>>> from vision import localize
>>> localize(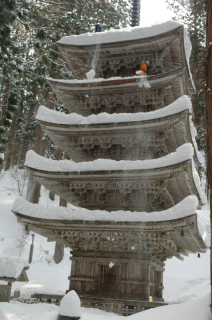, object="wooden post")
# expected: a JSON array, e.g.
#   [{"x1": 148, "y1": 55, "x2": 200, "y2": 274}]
[
  {"x1": 29, "y1": 234, "x2": 35, "y2": 264},
  {"x1": 53, "y1": 150, "x2": 67, "y2": 264}
]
